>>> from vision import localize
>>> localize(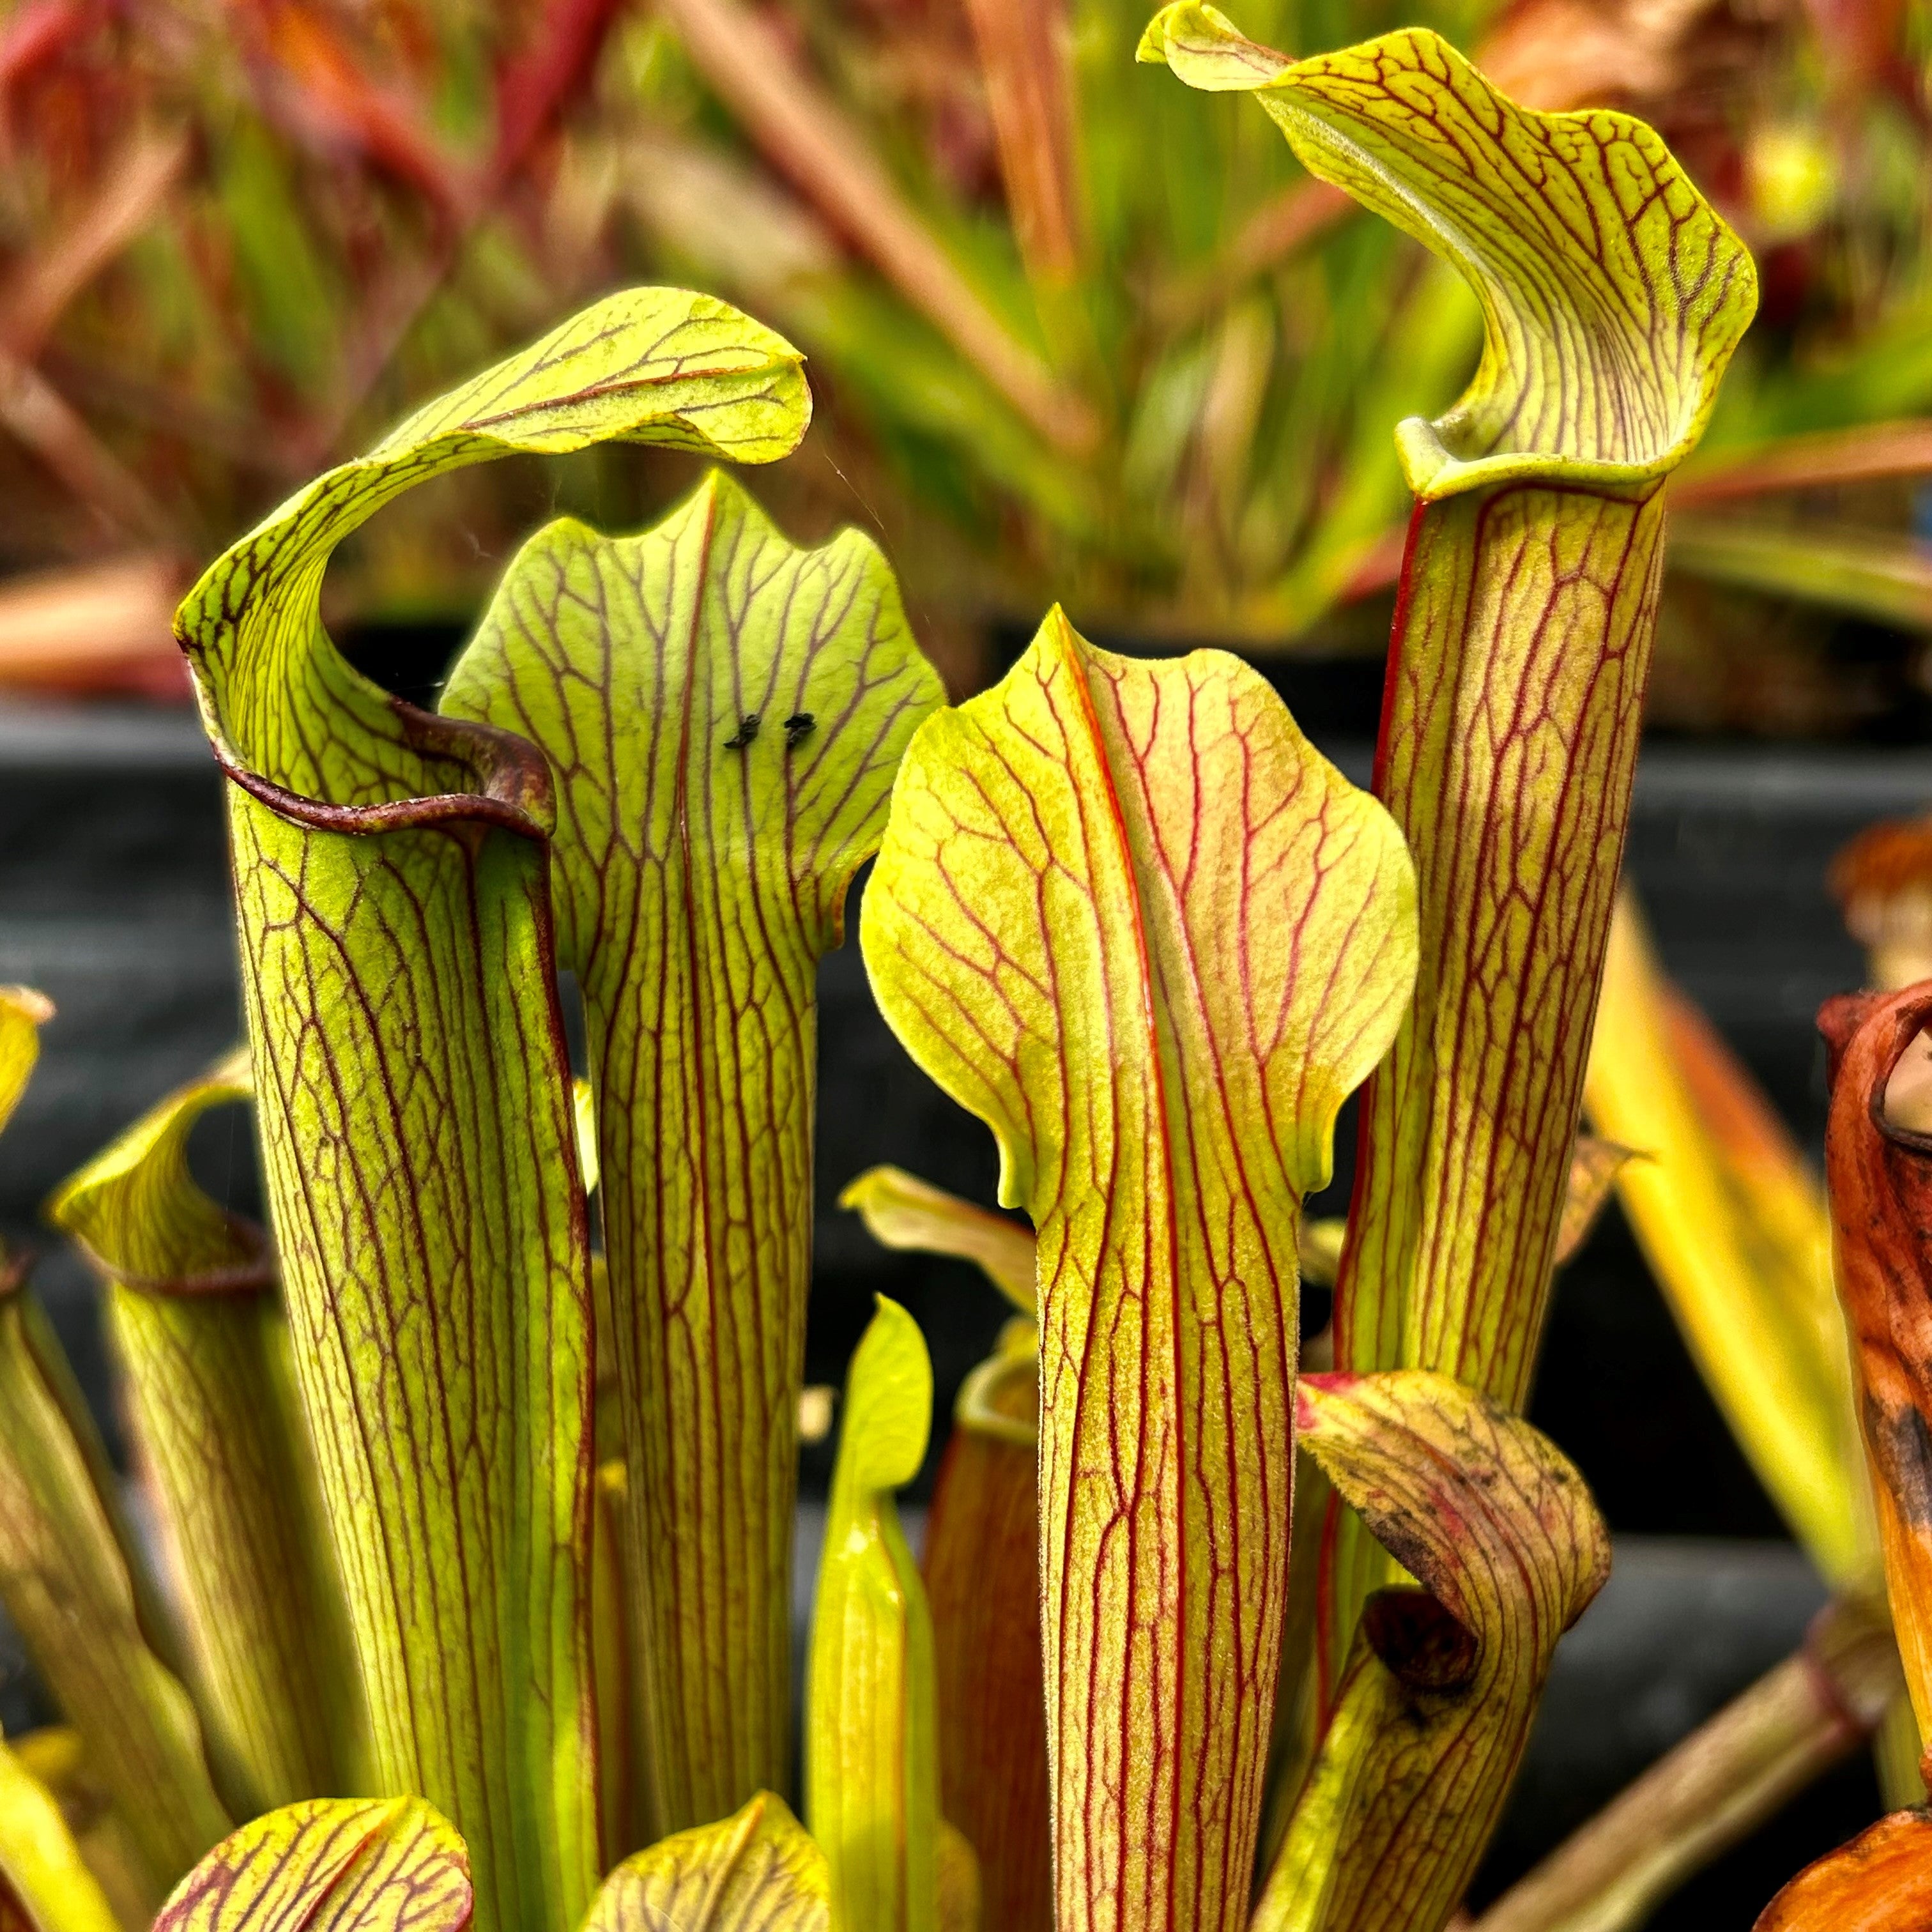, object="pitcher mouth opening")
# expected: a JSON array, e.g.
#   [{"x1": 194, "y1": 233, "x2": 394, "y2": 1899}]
[
  {"x1": 1395, "y1": 412, "x2": 1690, "y2": 505},
  {"x1": 206, "y1": 692, "x2": 556, "y2": 846}
]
